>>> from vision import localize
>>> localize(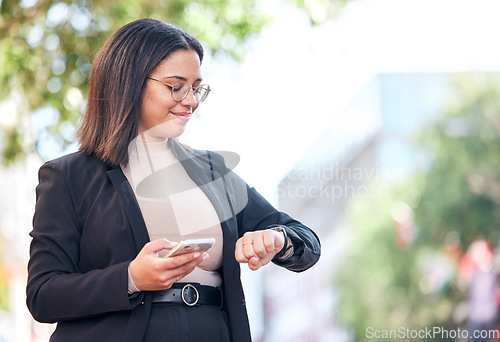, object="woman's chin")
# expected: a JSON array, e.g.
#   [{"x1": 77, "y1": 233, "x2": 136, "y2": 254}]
[{"x1": 142, "y1": 122, "x2": 187, "y2": 139}]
